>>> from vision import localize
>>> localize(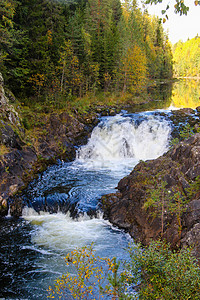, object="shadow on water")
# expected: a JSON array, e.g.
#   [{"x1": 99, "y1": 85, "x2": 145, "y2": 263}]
[
  {"x1": 147, "y1": 81, "x2": 173, "y2": 103},
  {"x1": 125, "y1": 81, "x2": 173, "y2": 113}
]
